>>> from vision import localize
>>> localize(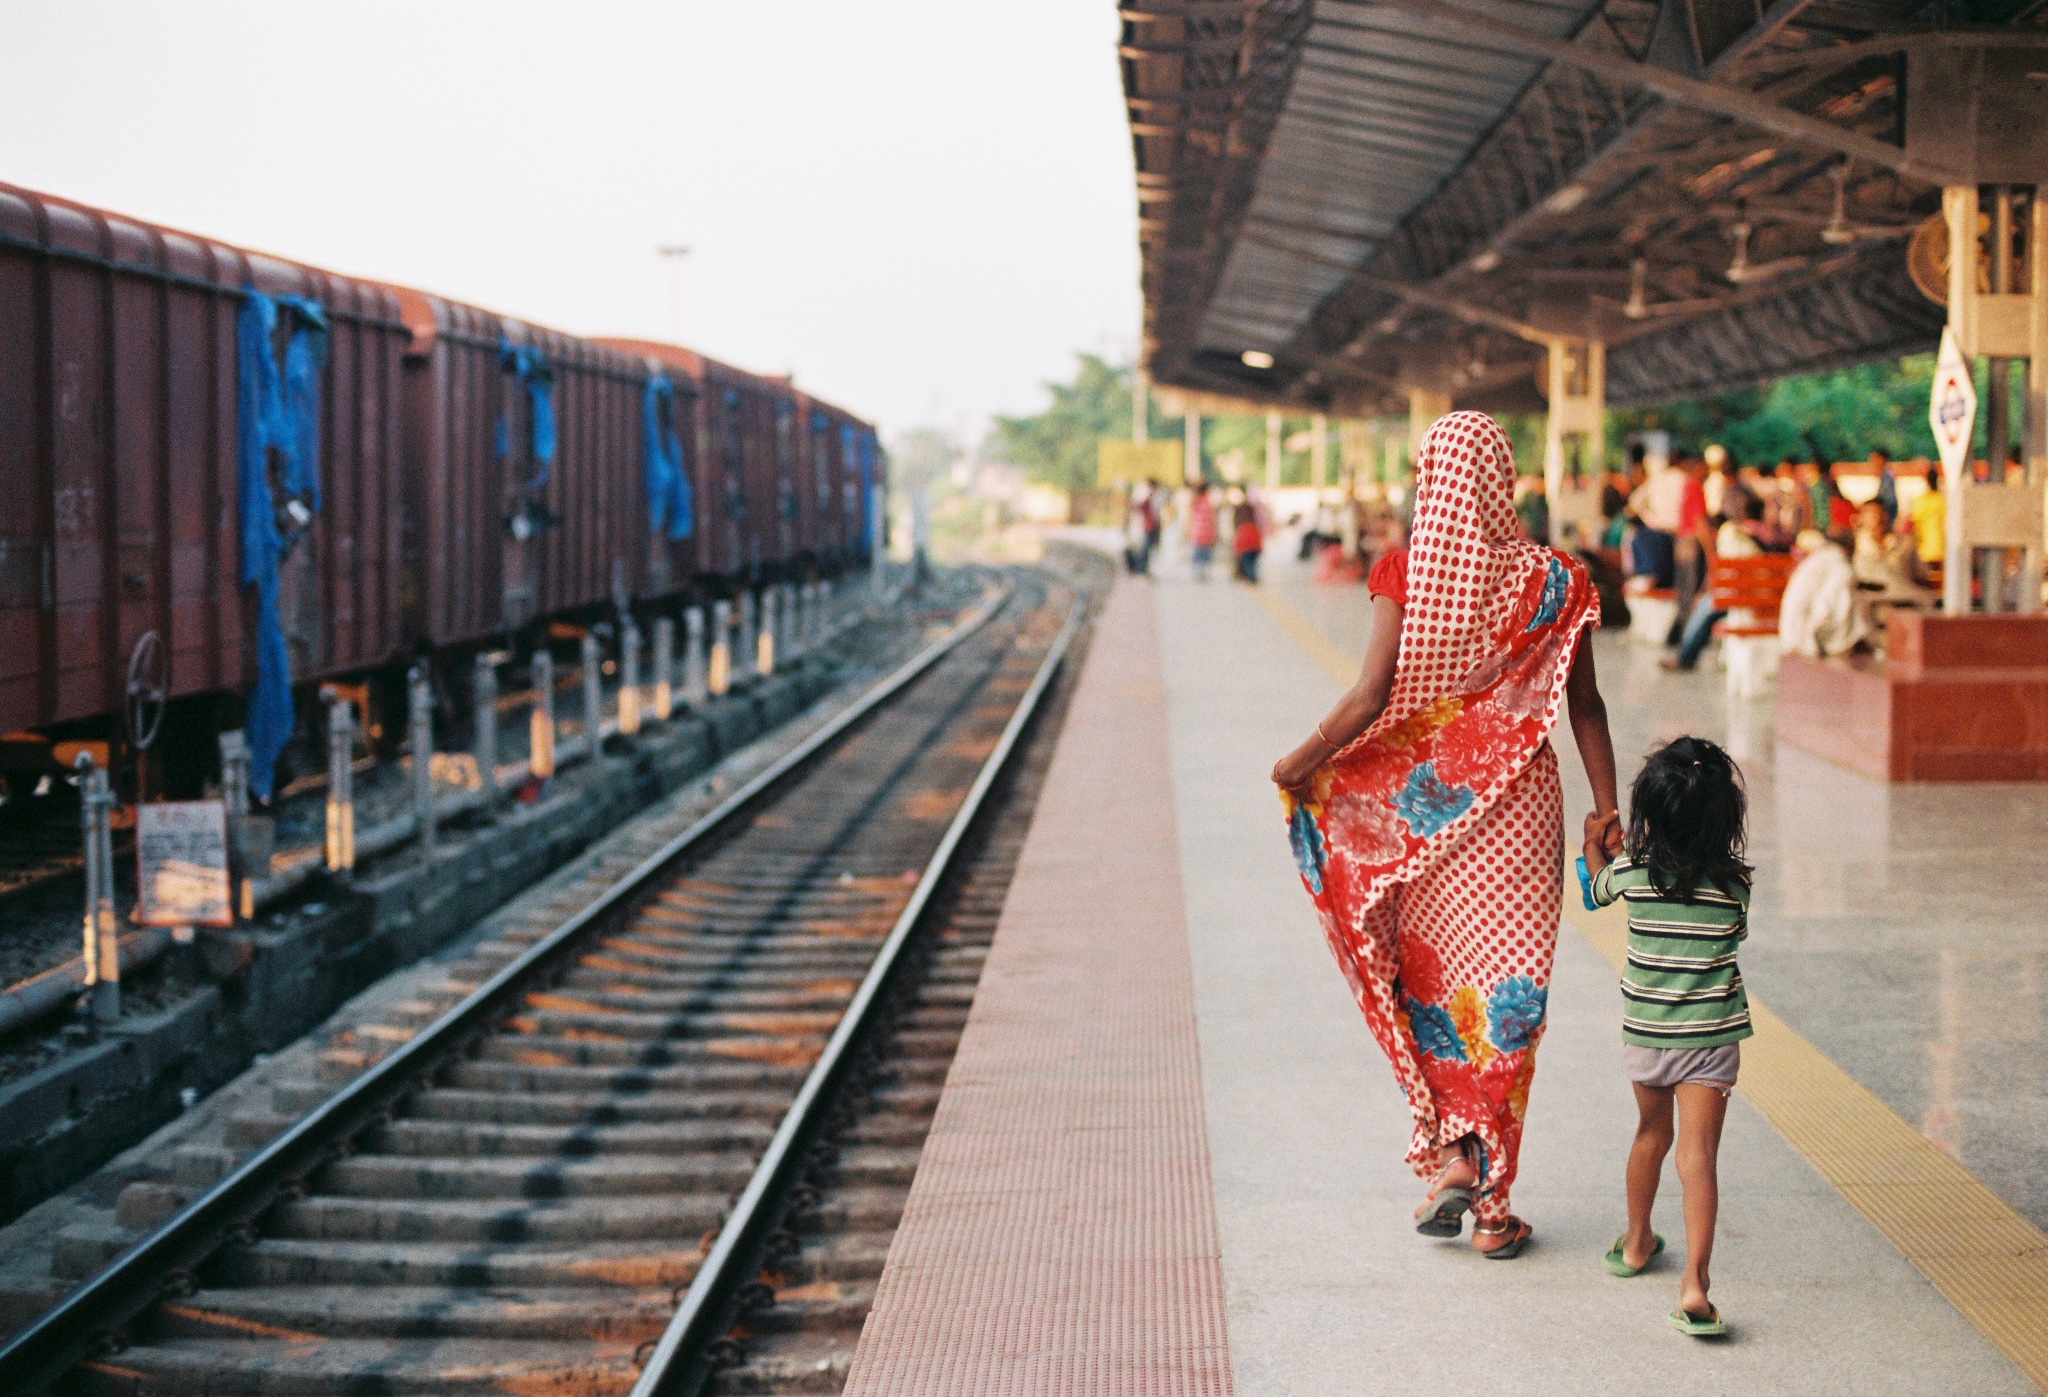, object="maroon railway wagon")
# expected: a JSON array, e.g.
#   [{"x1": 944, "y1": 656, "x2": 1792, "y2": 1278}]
[
  {"x1": 0, "y1": 181, "x2": 409, "y2": 793},
  {"x1": 798, "y1": 390, "x2": 866, "y2": 569},
  {"x1": 595, "y1": 340, "x2": 805, "y2": 579},
  {"x1": 391, "y1": 290, "x2": 695, "y2": 650},
  {"x1": 598, "y1": 339, "x2": 878, "y2": 578},
  {"x1": 0, "y1": 182, "x2": 884, "y2": 810}
]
